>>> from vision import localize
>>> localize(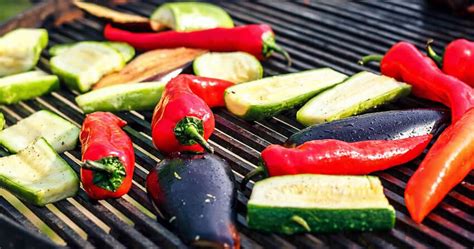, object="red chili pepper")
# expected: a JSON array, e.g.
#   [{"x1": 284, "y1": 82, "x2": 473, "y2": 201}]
[
  {"x1": 151, "y1": 75, "x2": 217, "y2": 154},
  {"x1": 359, "y1": 42, "x2": 474, "y2": 121},
  {"x1": 242, "y1": 135, "x2": 432, "y2": 188},
  {"x1": 184, "y1": 74, "x2": 234, "y2": 108},
  {"x1": 405, "y1": 108, "x2": 474, "y2": 223},
  {"x1": 80, "y1": 112, "x2": 135, "y2": 200},
  {"x1": 104, "y1": 24, "x2": 291, "y2": 65},
  {"x1": 427, "y1": 39, "x2": 474, "y2": 87}
]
